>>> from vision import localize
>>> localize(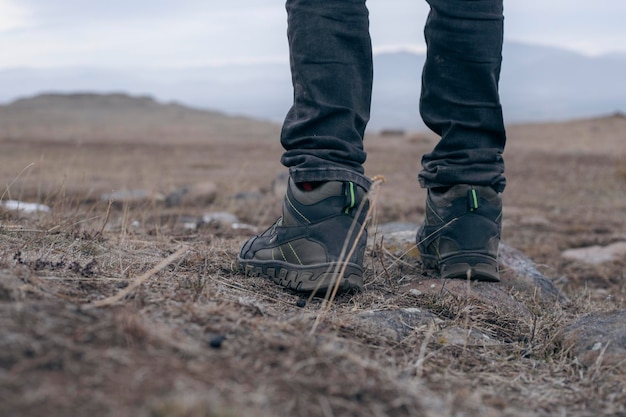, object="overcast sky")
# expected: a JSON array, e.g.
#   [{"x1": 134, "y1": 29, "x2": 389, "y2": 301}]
[{"x1": 1, "y1": 0, "x2": 625, "y2": 69}]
